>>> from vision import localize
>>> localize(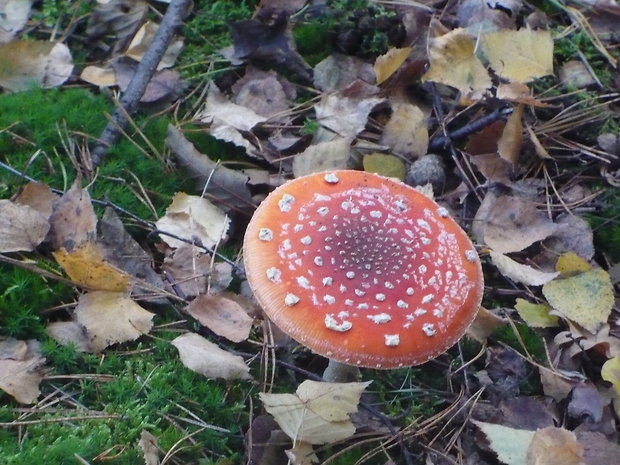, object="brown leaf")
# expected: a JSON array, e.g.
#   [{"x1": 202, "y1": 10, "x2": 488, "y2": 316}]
[
  {"x1": 75, "y1": 291, "x2": 154, "y2": 352},
  {"x1": 577, "y1": 431, "x2": 620, "y2": 465},
  {"x1": 86, "y1": 0, "x2": 147, "y2": 46},
  {"x1": 467, "y1": 307, "x2": 505, "y2": 343},
  {"x1": 112, "y1": 58, "x2": 181, "y2": 103},
  {"x1": 13, "y1": 181, "x2": 57, "y2": 217},
  {"x1": 231, "y1": 67, "x2": 295, "y2": 119},
  {"x1": 186, "y1": 294, "x2": 254, "y2": 343},
  {"x1": 171, "y1": 332, "x2": 252, "y2": 381},
  {"x1": 497, "y1": 104, "x2": 524, "y2": 166},
  {"x1": 379, "y1": 103, "x2": 428, "y2": 158},
  {"x1": 0, "y1": 200, "x2": 50, "y2": 252},
  {"x1": 49, "y1": 178, "x2": 97, "y2": 251},
  {"x1": 138, "y1": 430, "x2": 160, "y2": 465},
  {"x1": 0, "y1": 40, "x2": 73, "y2": 91},
  {"x1": 0, "y1": 338, "x2": 45, "y2": 404},
  {"x1": 313, "y1": 54, "x2": 375, "y2": 92},
  {"x1": 527, "y1": 427, "x2": 583, "y2": 465},
  {"x1": 125, "y1": 21, "x2": 183, "y2": 69}
]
